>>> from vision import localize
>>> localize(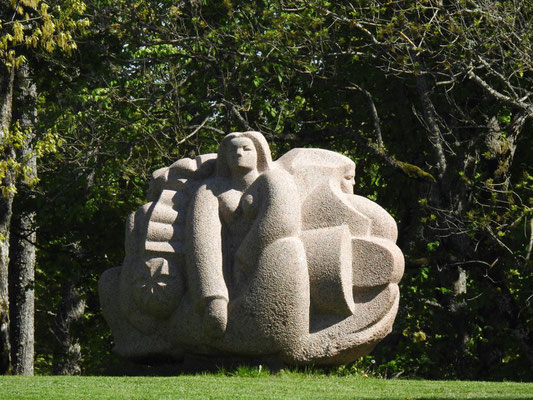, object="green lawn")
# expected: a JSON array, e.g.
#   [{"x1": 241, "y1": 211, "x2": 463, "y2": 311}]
[{"x1": 1, "y1": 375, "x2": 532, "y2": 400}]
